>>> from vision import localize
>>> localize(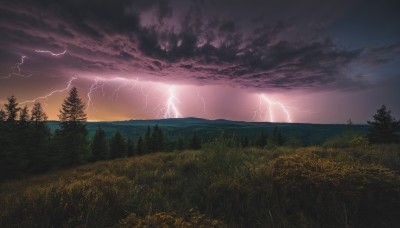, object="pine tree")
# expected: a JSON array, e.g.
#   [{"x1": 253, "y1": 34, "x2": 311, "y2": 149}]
[
  {"x1": 91, "y1": 127, "x2": 108, "y2": 161},
  {"x1": 190, "y1": 133, "x2": 201, "y2": 150},
  {"x1": 241, "y1": 136, "x2": 249, "y2": 148},
  {"x1": 367, "y1": 105, "x2": 400, "y2": 144},
  {"x1": 136, "y1": 136, "x2": 143, "y2": 155},
  {"x1": 19, "y1": 106, "x2": 29, "y2": 126},
  {"x1": 31, "y1": 102, "x2": 48, "y2": 124},
  {"x1": 27, "y1": 102, "x2": 51, "y2": 172},
  {"x1": 256, "y1": 130, "x2": 268, "y2": 148},
  {"x1": 0, "y1": 96, "x2": 25, "y2": 179},
  {"x1": 144, "y1": 126, "x2": 151, "y2": 153},
  {"x1": 0, "y1": 109, "x2": 6, "y2": 121},
  {"x1": 126, "y1": 138, "x2": 135, "y2": 157},
  {"x1": 56, "y1": 87, "x2": 88, "y2": 166},
  {"x1": 110, "y1": 131, "x2": 125, "y2": 159},
  {"x1": 175, "y1": 135, "x2": 185, "y2": 151},
  {"x1": 5, "y1": 95, "x2": 20, "y2": 122},
  {"x1": 151, "y1": 125, "x2": 164, "y2": 152}
]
